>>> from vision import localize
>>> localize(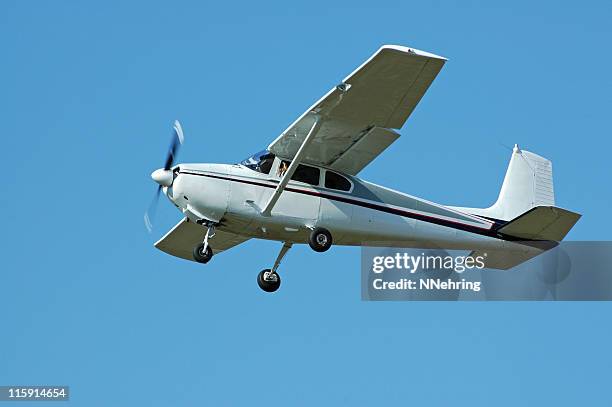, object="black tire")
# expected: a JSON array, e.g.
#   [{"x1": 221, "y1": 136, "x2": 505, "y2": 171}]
[
  {"x1": 193, "y1": 243, "x2": 213, "y2": 264},
  {"x1": 257, "y1": 269, "x2": 281, "y2": 292},
  {"x1": 308, "y1": 227, "x2": 332, "y2": 252}
]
